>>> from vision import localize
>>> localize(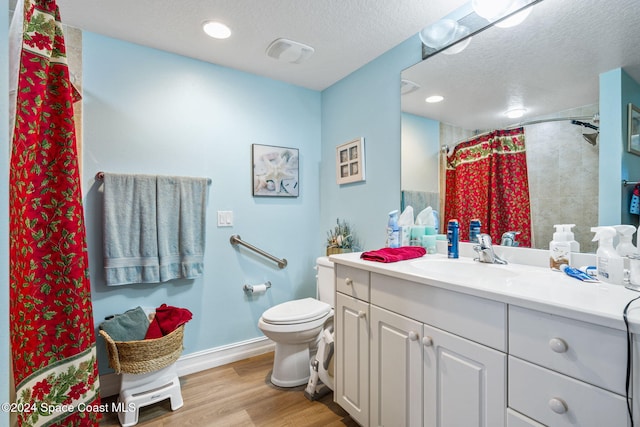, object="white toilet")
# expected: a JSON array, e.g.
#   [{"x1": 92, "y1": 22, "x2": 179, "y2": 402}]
[{"x1": 258, "y1": 257, "x2": 335, "y2": 388}]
